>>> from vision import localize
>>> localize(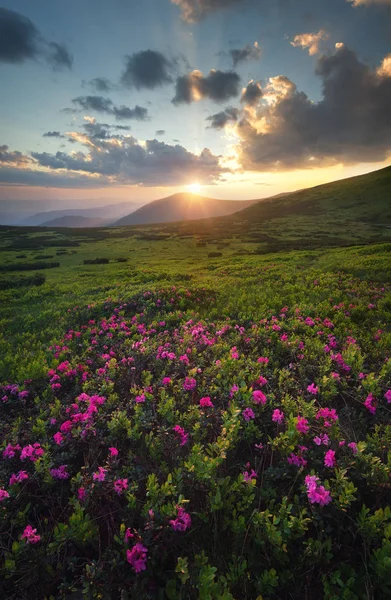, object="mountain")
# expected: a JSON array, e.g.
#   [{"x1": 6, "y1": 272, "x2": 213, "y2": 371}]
[
  {"x1": 41, "y1": 215, "x2": 109, "y2": 228},
  {"x1": 18, "y1": 202, "x2": 144, "y2": 227},
  {"x1": 112, "y1": 193, "x2": 260, "y2": 226}
]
